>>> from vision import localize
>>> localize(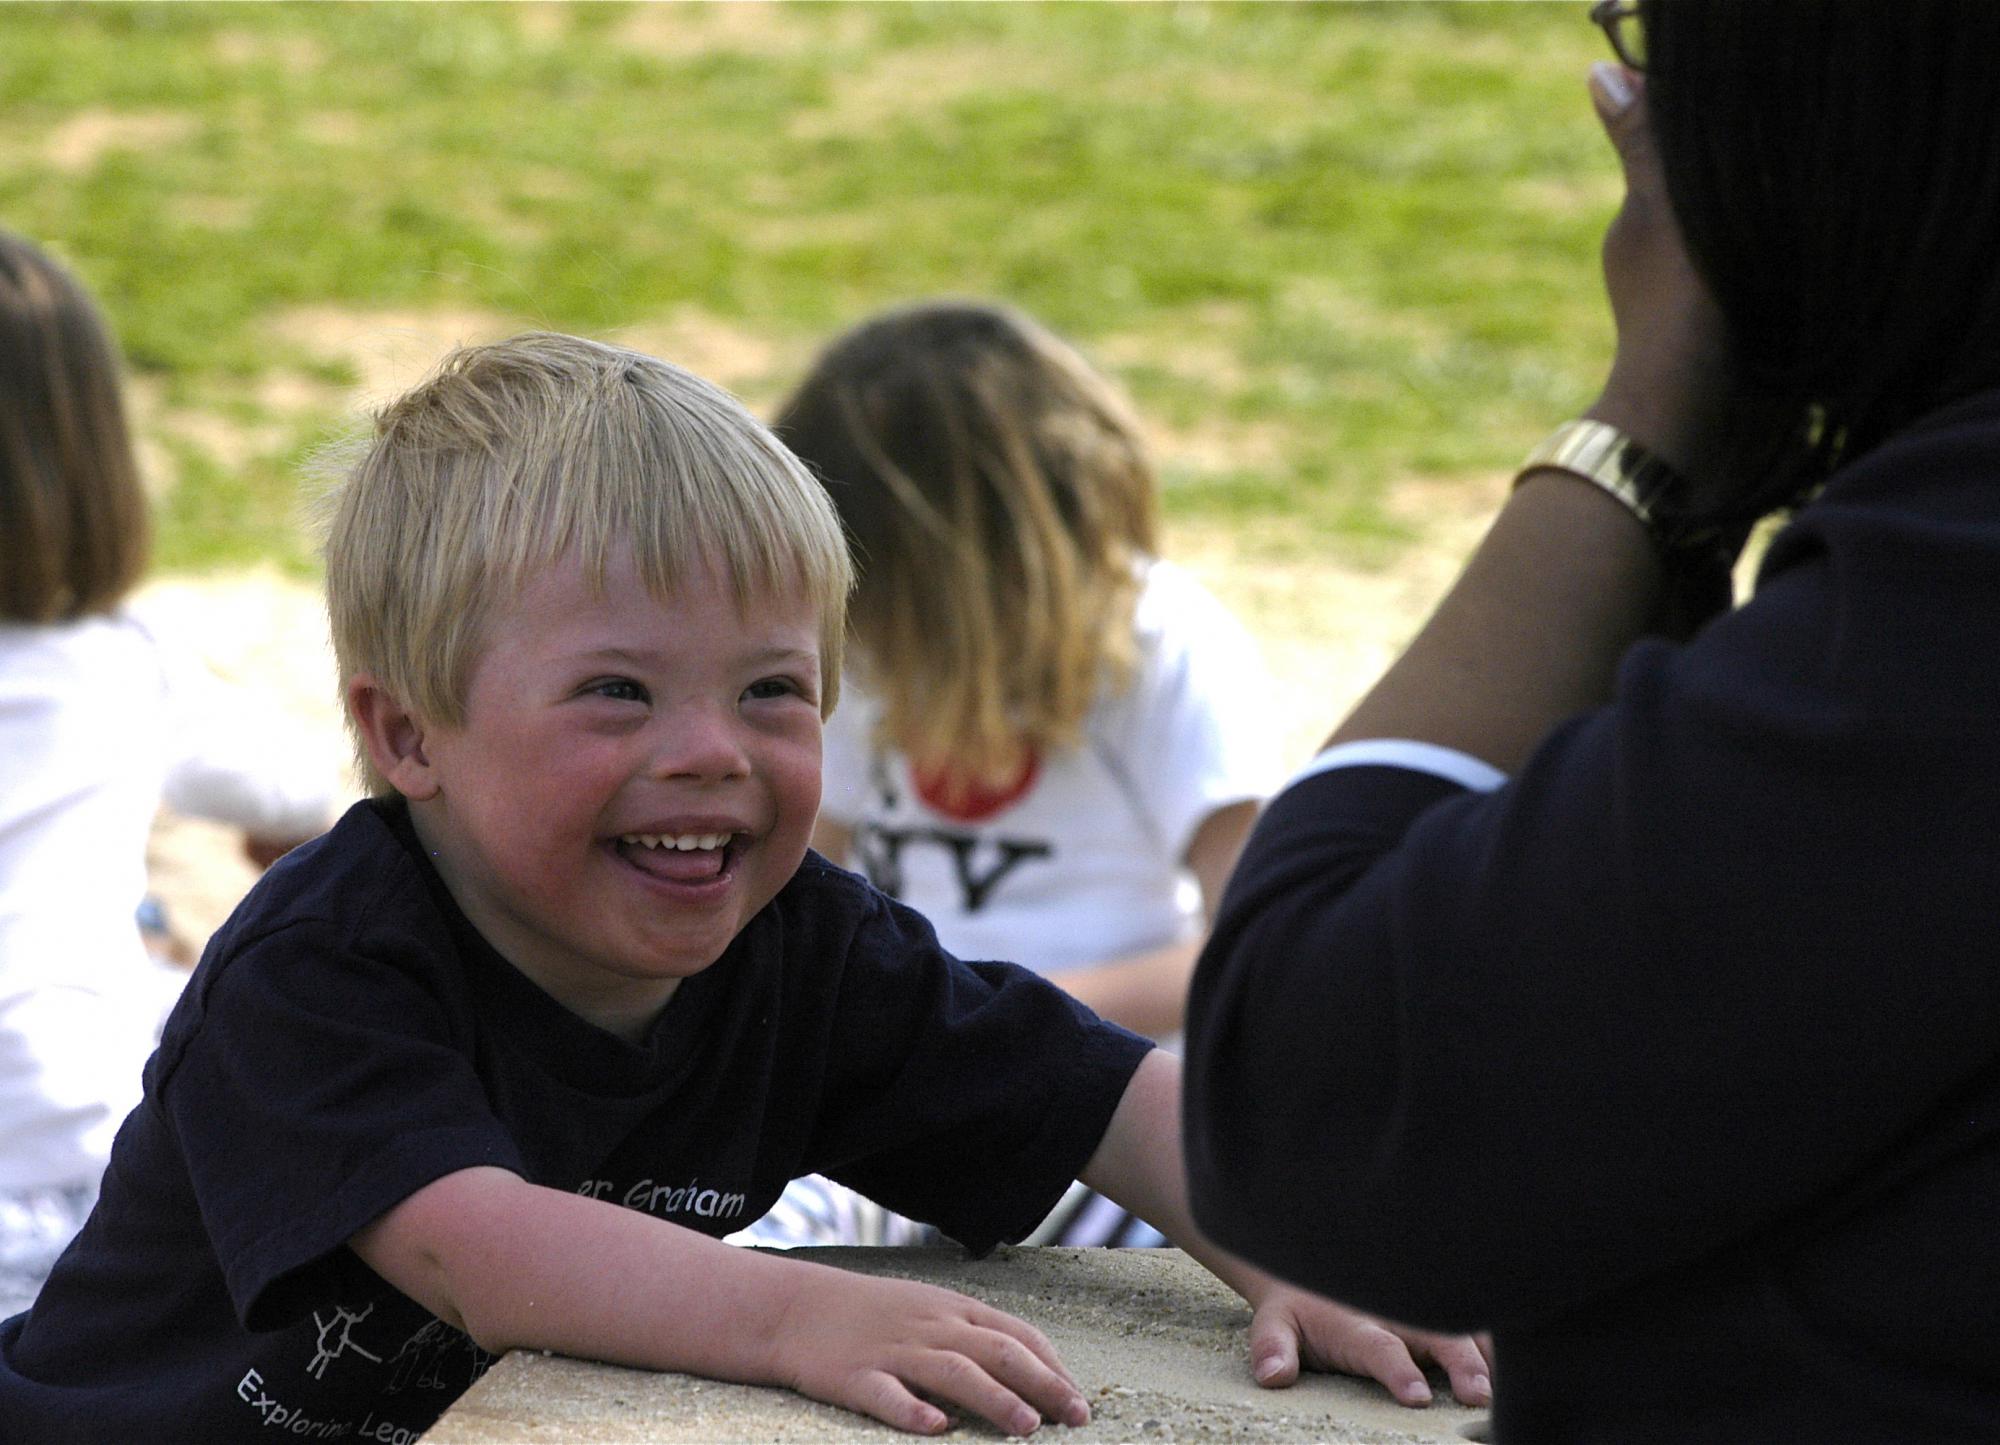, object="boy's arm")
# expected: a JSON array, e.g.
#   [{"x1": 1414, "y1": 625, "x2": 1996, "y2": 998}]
[
  {"x1": 1081, "y1": 1052, "x2": 1492, "y2": 1408},
  {"x1": 350, "y1": 1166, "x2": 1090, "y2": 1437}
]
